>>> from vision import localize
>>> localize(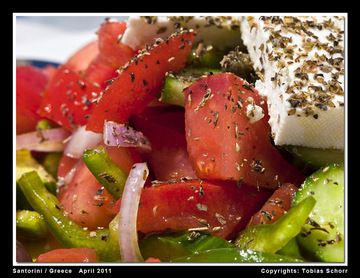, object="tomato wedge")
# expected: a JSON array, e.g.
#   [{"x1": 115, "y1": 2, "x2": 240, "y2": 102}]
[
  {"x1": 131, "y1": 107, "x2": 196, "y2": 181},
  {"x1": 84, "y1": 20, "x2": 135, "y2": 88},
  {"x1": 247, "y1": 183, "x2": 298, "y2": 226},
  {"x1": 86, "y1": 30, "x2": 195, "y2": 133},
  {"x1": 37, "y1": 248, "x2": 97, "y2": 263},
  {"x1": 65, "y1": 40, "x2": 99, "y2": 74},
  {"x1": 58, "y1": 146, "x2": 140, "y2": 230},
  {"x1": 58, "y1": 161, "x2": 116, "y2": 230},
  {"x1": 16, "y1": 66, "x2": 48, "y2": 134},
  {"x1": 84, "y1": 55, "x2": 118, "y2": 89},
  {"x1": 184, "y1": 73, "x2": 304, "y2": 189},
  {"x1": 136, "y1": 180, "x2": 271, "y2": 239},
  {"x1": 97, "y1": 20, "x2": 134, "y2": 67},
  {"x1": 39, "y1": 65, "x2": 102, "y2": 131}
]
